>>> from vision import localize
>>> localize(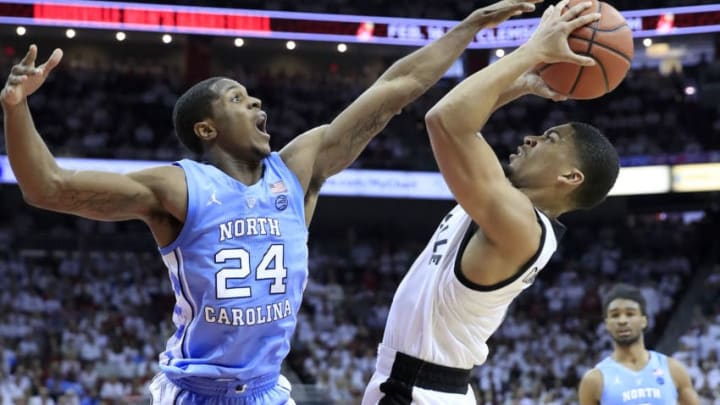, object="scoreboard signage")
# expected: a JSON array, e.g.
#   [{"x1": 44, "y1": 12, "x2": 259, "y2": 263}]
[{"x1": 0, "y1": 0, "x2": 718, "y2": 48}]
